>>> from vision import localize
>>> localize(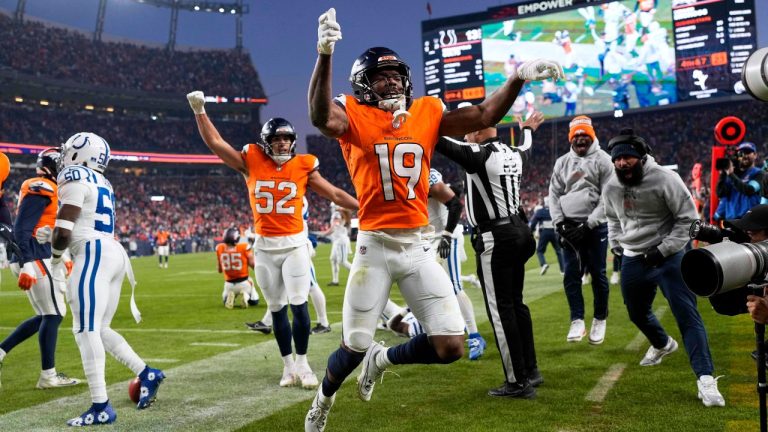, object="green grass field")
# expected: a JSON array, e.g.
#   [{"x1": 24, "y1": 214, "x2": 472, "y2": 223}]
[{"x1": 0, "y1": 241, "x2": 762, "y2": 431}]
